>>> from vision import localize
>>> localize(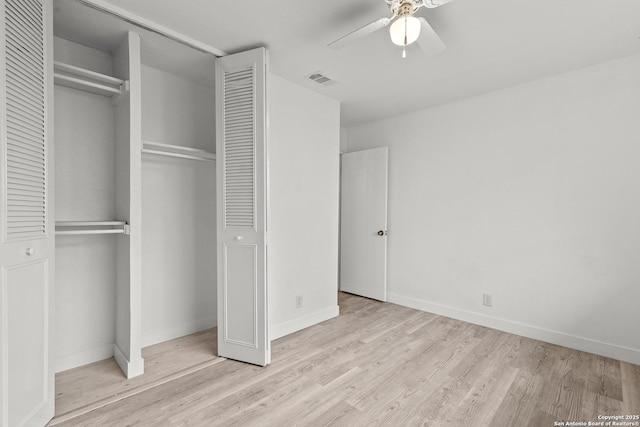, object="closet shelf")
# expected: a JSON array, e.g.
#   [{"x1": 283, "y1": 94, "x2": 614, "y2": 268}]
[
  {"x1": 142, "y1": 141, "x2": 216, "y2": 162},
  {"x1": 55, "y1": 220, "x2": 130, "y2": 236},
  {"x1": 54, "y1": 61, "x2": 128, "y2": 97}
]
